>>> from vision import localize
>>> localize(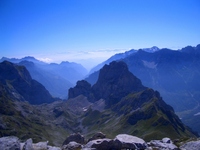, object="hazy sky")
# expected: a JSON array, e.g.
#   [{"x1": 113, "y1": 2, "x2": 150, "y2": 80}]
[{"x1": 1, "y1": 0, "x2": 200, "y2": 70}]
